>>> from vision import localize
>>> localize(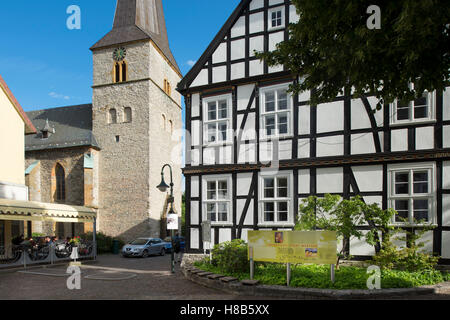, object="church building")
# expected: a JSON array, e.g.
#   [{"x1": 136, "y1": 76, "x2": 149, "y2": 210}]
[
  {"x1": 178, "y1": 0, "x2": 450, "y2": 264},
  {"x1": 24, "y1": 0, "x2": 182, "y2": 242}
]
